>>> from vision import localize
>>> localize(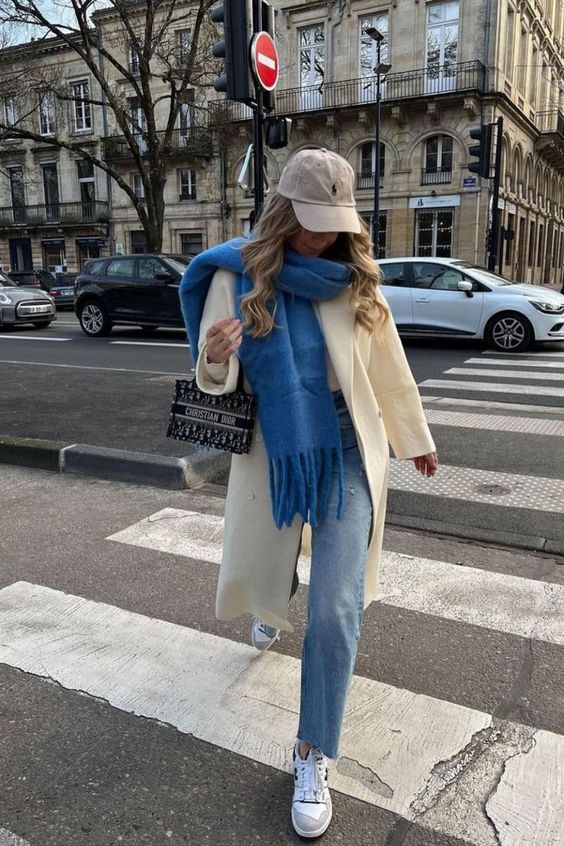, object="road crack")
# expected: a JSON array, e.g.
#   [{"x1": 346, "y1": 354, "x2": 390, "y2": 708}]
[{"x1": 336, "y1": 755, "x2": 394, "y2": 798}]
